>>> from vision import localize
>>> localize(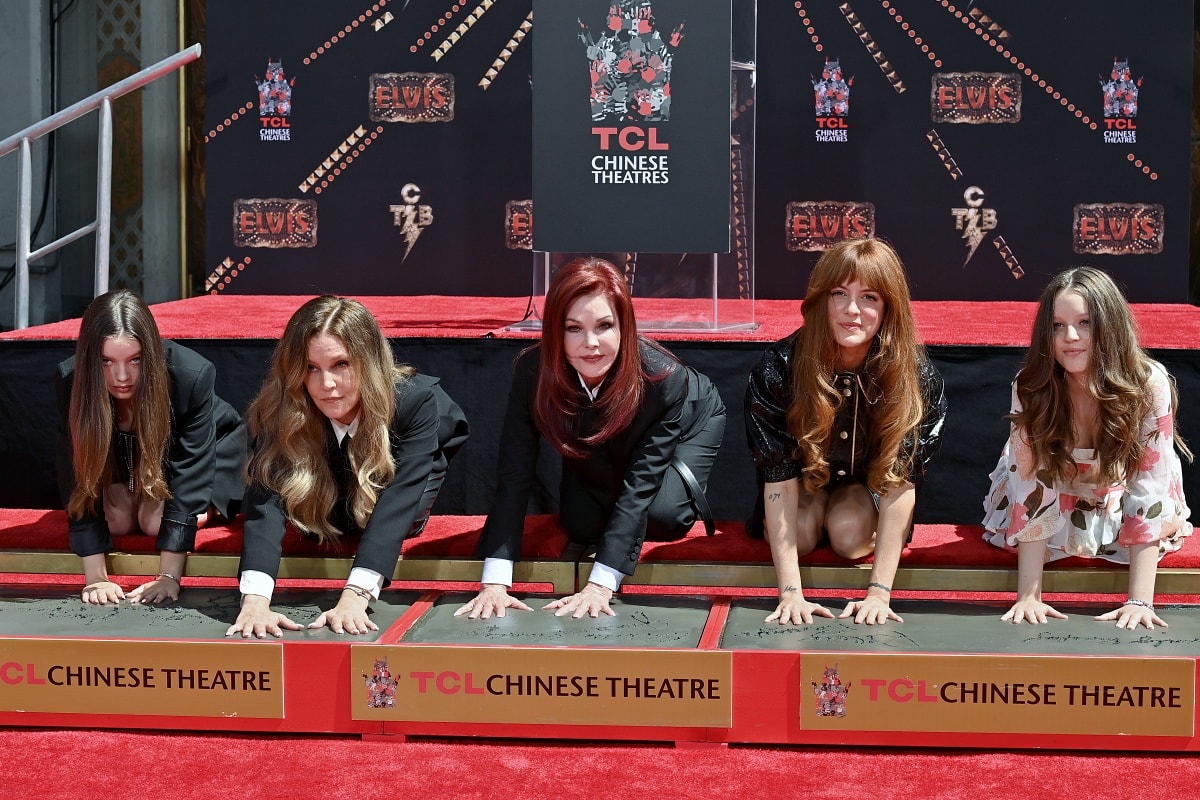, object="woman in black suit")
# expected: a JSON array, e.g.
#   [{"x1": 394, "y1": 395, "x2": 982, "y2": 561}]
[
  {"x1": 227, "y1": 296, "x2": 467, "y2": 639},
  {"x1": 56, "y1": 289, "x2": 244, "y2": 605},
  {"x1": 456, "y1": 257, "x2": 726, "y2": 620}
]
